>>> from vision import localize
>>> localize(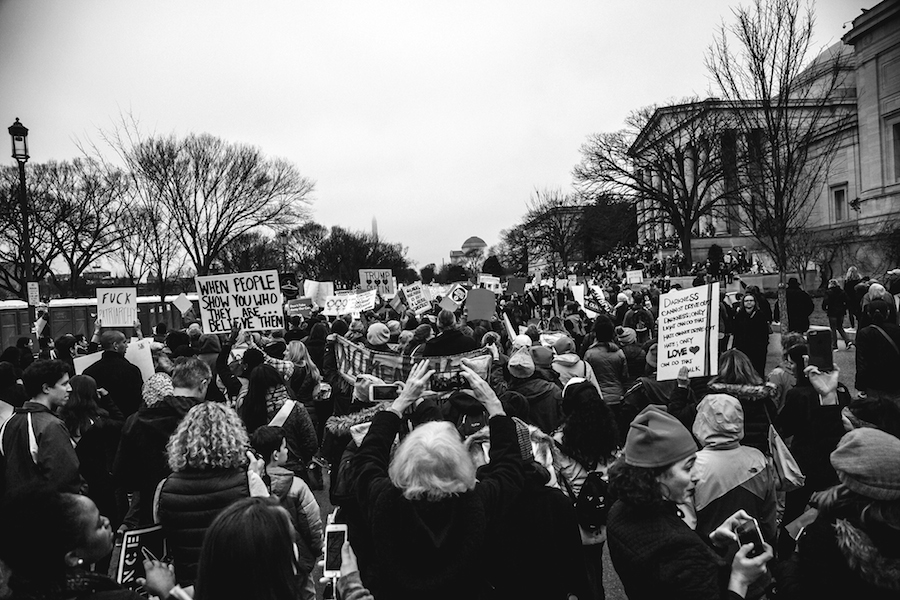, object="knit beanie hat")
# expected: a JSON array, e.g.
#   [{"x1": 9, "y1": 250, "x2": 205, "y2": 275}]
[
  {"x1": 625, "y1": 405, "x2": 698, "y2": 468},
  {"x1": 646, "y1": 343, "x2": 658, "y2": 370},
  {"x1": 552, "y1": 335, "x2": 576, "y2": 356},
  {"x1": 616, "y1": 326, "x2": 636, "y2": 346},
  {"x1": 529, "y1": 346, "x2": 554, "y2": 368},
  {"x1": 508, "y1": 349, "x2": 535, "y2": 379},
  {"x1": 367, "y1": 323, "x2": 391, "y2": 346},
  {"x1": 830, "y1": 428, "x2": 900, "y2": 501},
  {"x1": 142, "y1": 372, "x2": 174, "y2": 408},
  {"x1": 197, "y1": 334, "x2": 221, "y2": 355},
  {"x1": 331, "y1": 319, "x2": 349, "y2": 337},
  {"x1": 387, "y1": 320, "x2": 401, "y2": 336},
  {"x1": 512, "y1": 334, "x2": 533, "y2": 352}
]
